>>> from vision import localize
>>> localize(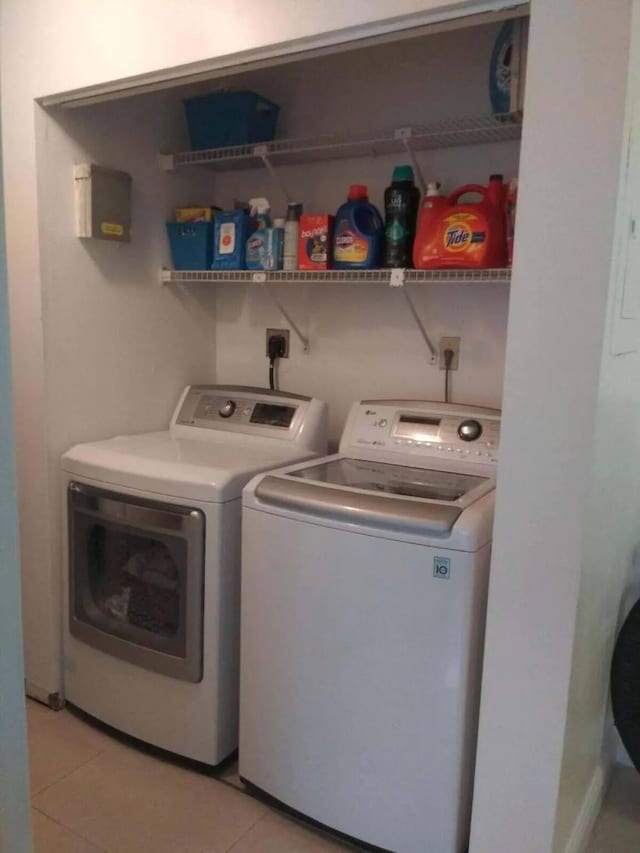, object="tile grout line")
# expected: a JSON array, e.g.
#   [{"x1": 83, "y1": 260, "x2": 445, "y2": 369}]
[
  {"x1": 32, "y1": 805, "x2": 107, "y2": 852},
  {"x1": 30, "y1": 744, "x2": 109, "y2": 799},
  {"x1": 222, "y1": 810, "x2": 270, "y2": 853}
]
